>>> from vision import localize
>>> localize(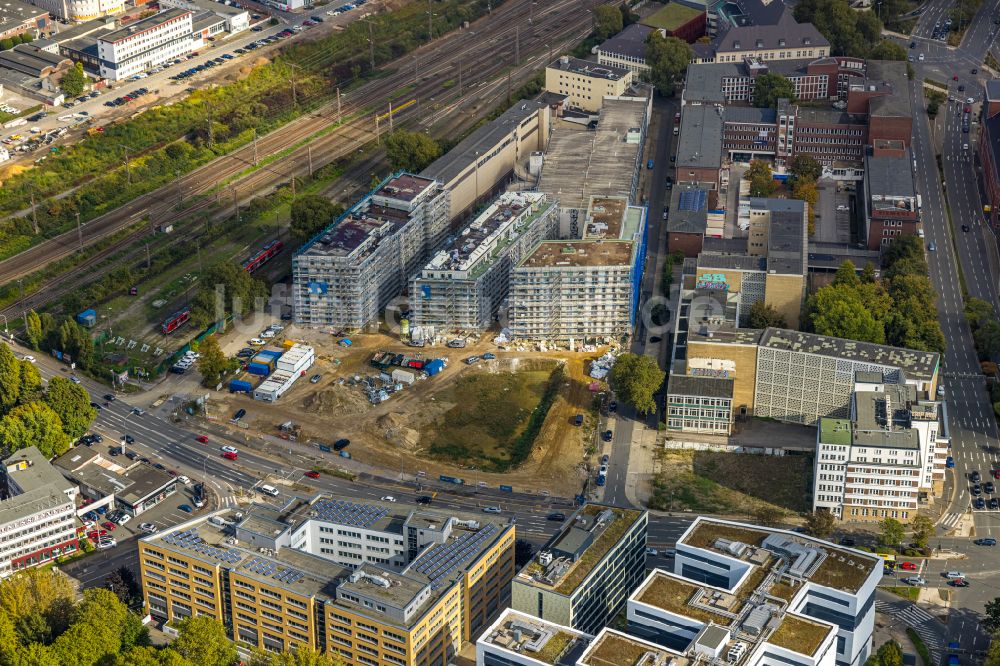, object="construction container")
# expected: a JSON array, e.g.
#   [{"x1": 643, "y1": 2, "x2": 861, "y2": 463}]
[
  {"x1": 424, "y1": 359, "x2": 444, "y2": 376},
  {"x1": 282, "y1": 339, "x2": 296, "y2": 350},
  {"x1": 276, "y1": 344, "x2": 314, "y2": 375},
  {"x1": 229, "y1": 379, "x2": 252, "y2": 393},
  {"x1": 253, "y1": 371, "x2": 297, "y2": 402},
  {"x1": 247, "y1": 362, "x2": 271, "y2": 377},
  {"x1": 392, "y1": 369, "x2": 415, "y2": 385},
  {"x1": 76, "y1": 309, "x2": 97, "y2": 327},
  {"x1": 254, "y1": 350, "x2": 282, "y2": 363}
]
